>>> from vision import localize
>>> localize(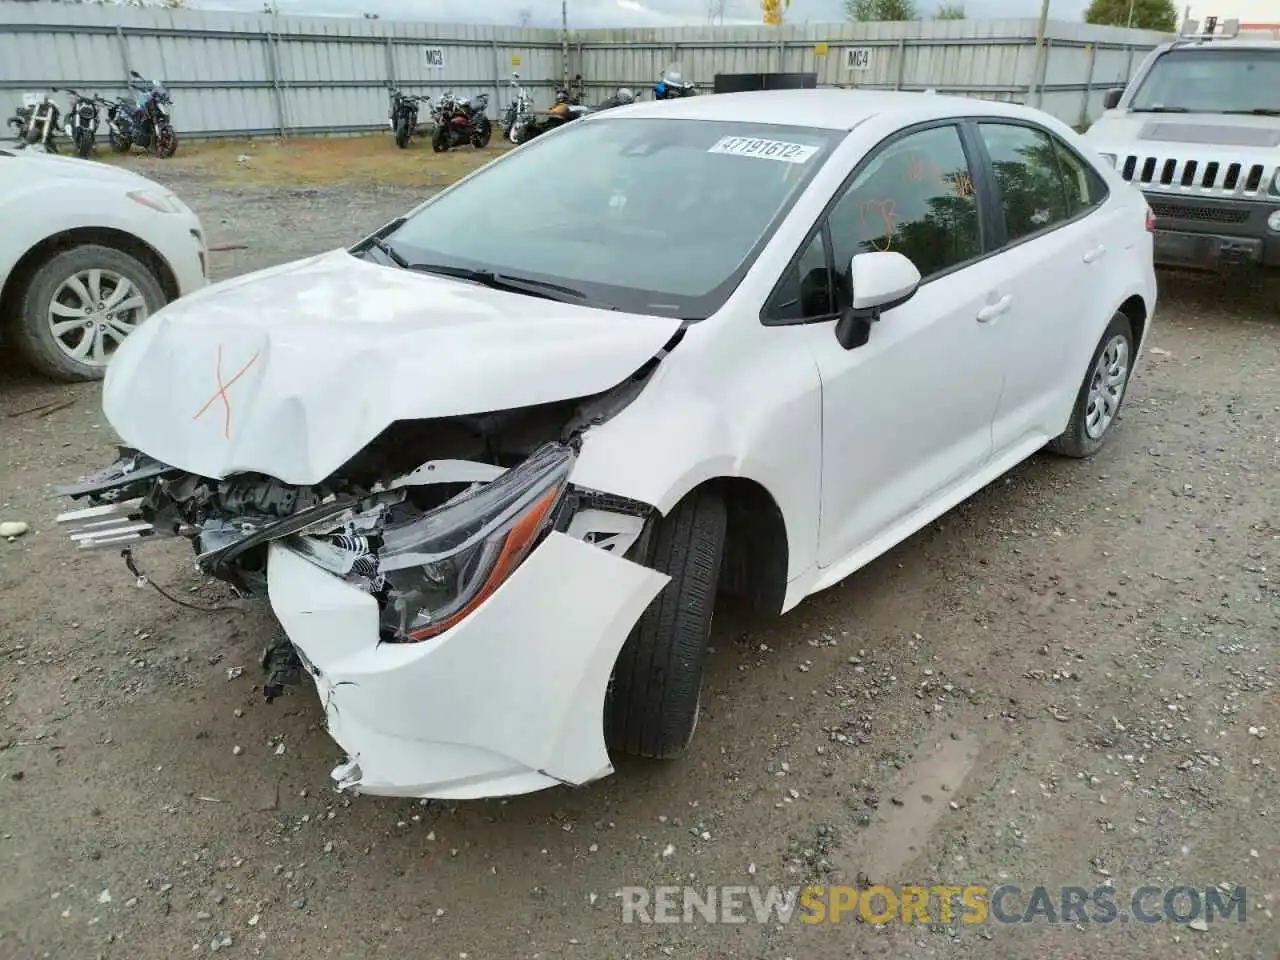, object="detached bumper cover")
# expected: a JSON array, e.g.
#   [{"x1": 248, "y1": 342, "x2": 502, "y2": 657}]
[{"x1": 267, "y1": 531, "x2": 669, "y2": 800}]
